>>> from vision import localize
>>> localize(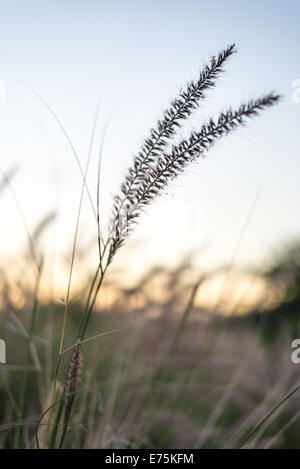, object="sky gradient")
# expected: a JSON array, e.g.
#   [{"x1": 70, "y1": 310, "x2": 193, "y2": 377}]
[{"x1": 0, "y1": 0, "x2": 299, "y2": 285}]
